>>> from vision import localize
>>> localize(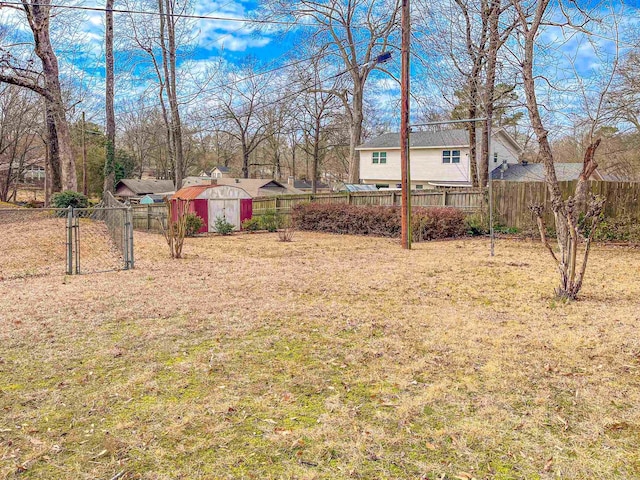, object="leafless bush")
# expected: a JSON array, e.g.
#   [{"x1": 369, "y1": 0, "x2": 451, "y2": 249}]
[
  {"x1": 160, "y1": 199, "x2": 189, "y2": 258},
  {"x1": 278, "y1": 217, "x2": 295, "y2": 242}
]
